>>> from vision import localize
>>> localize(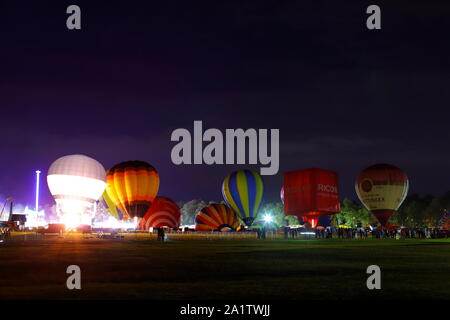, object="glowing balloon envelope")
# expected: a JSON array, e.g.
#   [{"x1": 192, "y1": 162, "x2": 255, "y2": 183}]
[
  {"x1": 195, "y1": 203, "x2": 240, "y2": 231},
  {"x1": 47, "y1": 154, "x2": 107, "y2": 225},
  {"x1": 139, "y1": 196, "x2": 180, "y2": 230},
  {"x1": 105, "y1": 161, "x2": 159, "y2": 219},
  {"x1": 355, "y1": 163, "x2": 409, "y2": 226},
  {"x1": 222, "y1": 169, "x2": 264, "y2": 226}
]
